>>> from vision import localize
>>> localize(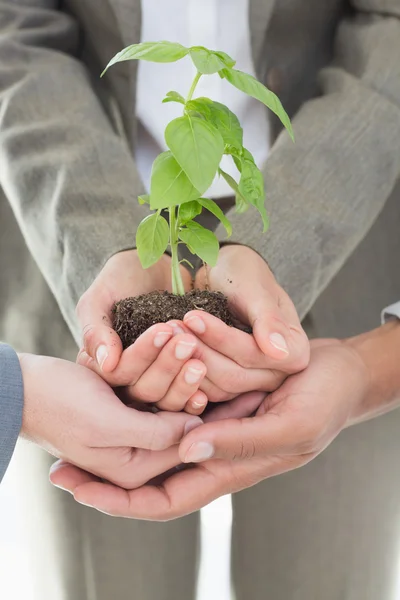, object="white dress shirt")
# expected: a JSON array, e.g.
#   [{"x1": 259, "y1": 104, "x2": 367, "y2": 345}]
[{"x1": 135, "y1": 0, "x2": 270, "y2": 198}]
